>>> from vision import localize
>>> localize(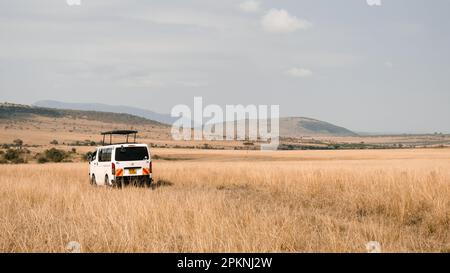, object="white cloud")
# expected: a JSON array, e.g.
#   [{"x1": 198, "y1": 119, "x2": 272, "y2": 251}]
[
  {"x1": 239, "y1": 0, "x2": 261, "y2": 13},
  {"x1": 286, "y1": 68, "x2": 313, "y2": 78},
  {"x1": 261, "y1": 9, "x2": 311, "y2": 33}
]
